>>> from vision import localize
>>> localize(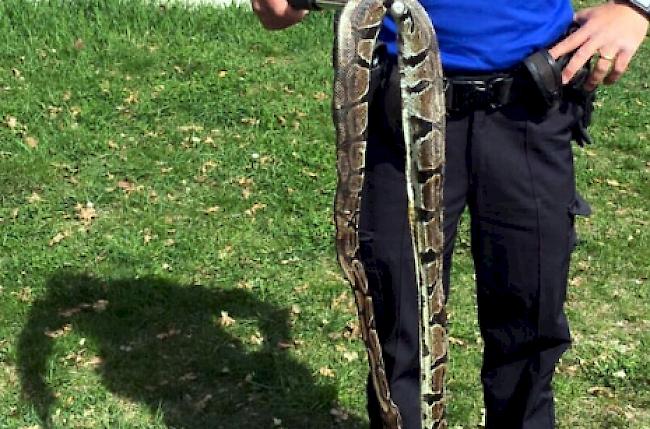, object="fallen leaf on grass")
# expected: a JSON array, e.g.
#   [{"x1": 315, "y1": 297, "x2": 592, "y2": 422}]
[
  {"x1": 12, "y1": 287, "x2": 33, "y2": 303},
  {"x1": 48, "y1": 105, "x2": 63, "y2": 118},
  {"x1": 204, "y1": 206, "x2": 220, "y2": 214},
  {"x1": 343, "y1": 351, "x2": 358, "y2": 362},
  {"x1": 4, "y1": 115, "x2": 18, "y2": 129},
  {"x1": 117, "y1": 180, "x2": 136, "y2": 193},
  {"x1": 237, "y1": 281, "x2": 253, "y2": 290},
  {"x1": 293, "y1": 283, "x2": 309, "y2": 294},
  {"x1": 217, "y1": 311, "x2": 236, "y2": 327},
  {"x1": 342, "y1": 321, "x2": 361, "y2": 339},
  {"x1": 49, "y1": 230, "x2": 71, "y2": 246},
  {"x1": 143, "y1": 229, "x2": 154, "y2": 245},
  {"x1": 218, "y1": 245, "x2": 233, "y2": 260},
  {"x1": 318, "y1": 366, "x2": 335, "y2": 378},
  {"x1": 330, "y1": 291, "x2": 352, "y2": 310},
  {"x1": 314, "y1": 91, "x2": 328, "y2": 101},
  {"x1": 200, "y1": 160, "x2": 217, "y2": 174},
  {"x1": 58, "y1": 299, "x2": 109, "y2": 318},
  {"x1": 569, "y1": 276, "x2": 584, "y2": 287},
  {"x1": 93, "y1": 299, "x2": 109, "y2": 312},
  {"x1": 448, "y1": 336, "x2": 466, "y2": 346},
  {"x1": 84, "y1": 356, "x2": 104, "y2": 368},
  {"x1": 75, "y1": 202, "x2": 97, "y2": 225},
  {"x1": 24, "y1": 136, "x2": 38, "y2": 148},
  {"x1": 587, "y1": 386, "x2": 614, "y2": 397},
  {"x1": 194, "y1": 393, "x2": 212, "y2": 411},
  {"x1": 237, "y1": 177, "x2": 254, "y2": 199},
  {"x1": 558, "y1": 363, "x2": 579, "y2": 376},
  {"x1": 123, "y1": 90, "x2": 139, "y2": 105},
  {"x1": 178, "y1": 124, "x2": 204, "y2": 132},
  {"x1": 302, "y1": 168, "x2": 318, "y2": 178},
  {"x1": 156, "y1": 328, "x2": 181, "y2": 340},
  {"x1": 26, "y1": 192, "x2": 42, "y2": 203},
  {"x1": 179, "y1": 372, "x2": 197, "y2": 382},
  {"x1": 44, "y1": 324, "x2": 72, "y2": 338},
  {"x1": 245, "y1": 203, "x2": 266, "y2": 216},
  {"x1": 241, "y1": 117, "x2": 259, "y2": 126},
  {"x1": 250, "y1": 333, "x2": 264, "y2": 345},
  {"x1": 276, "y1": 340, "x2": 298, "y2": 350}
]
